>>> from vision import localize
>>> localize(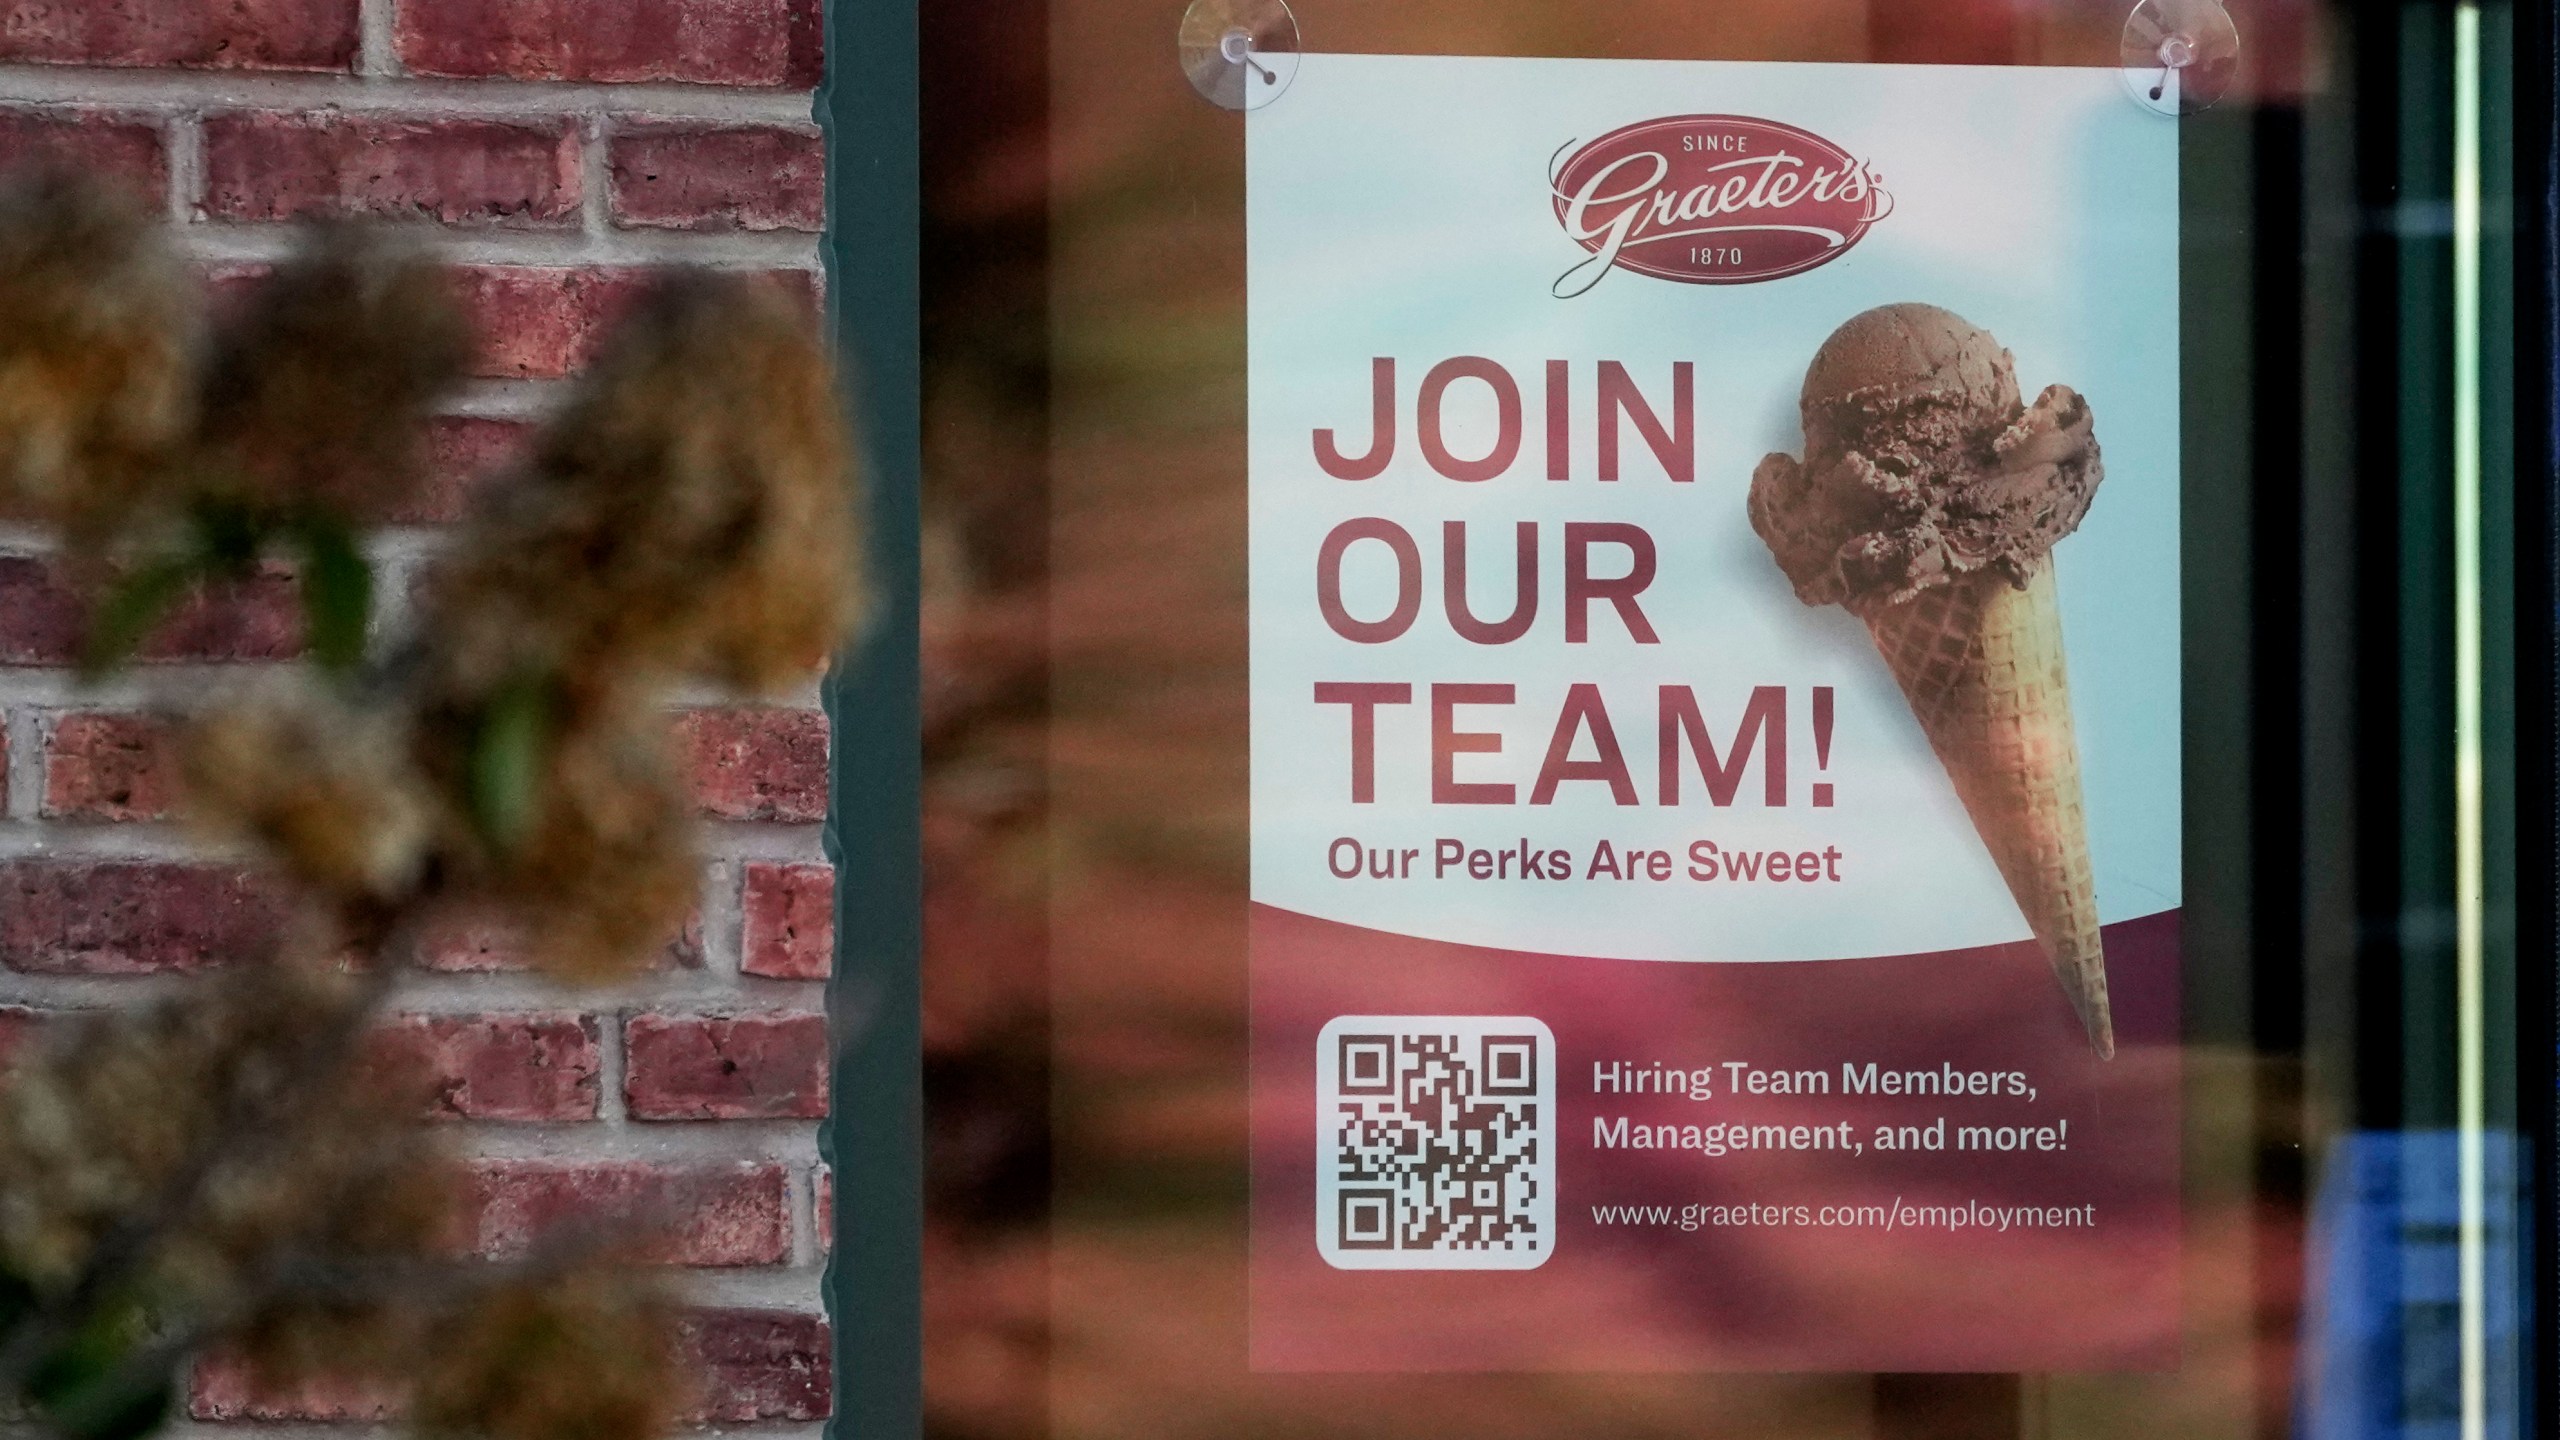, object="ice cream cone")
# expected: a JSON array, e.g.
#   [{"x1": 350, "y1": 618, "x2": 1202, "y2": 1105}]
[
  {"x1": 1862, "y1": 565, "x2": 2113, "y2": 1058},
  {"x1": 1750, "y1": 303, "x2": 2115, "y2": 1054}
]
